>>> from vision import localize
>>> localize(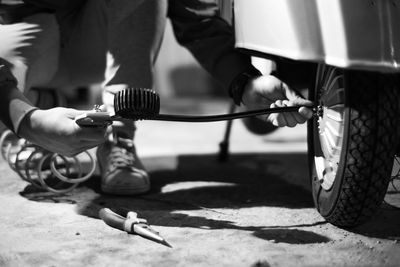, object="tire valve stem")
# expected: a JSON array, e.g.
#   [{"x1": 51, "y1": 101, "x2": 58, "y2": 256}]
[{"x1": 313, "y1": 105, "x2": 324, "y2": 117}]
